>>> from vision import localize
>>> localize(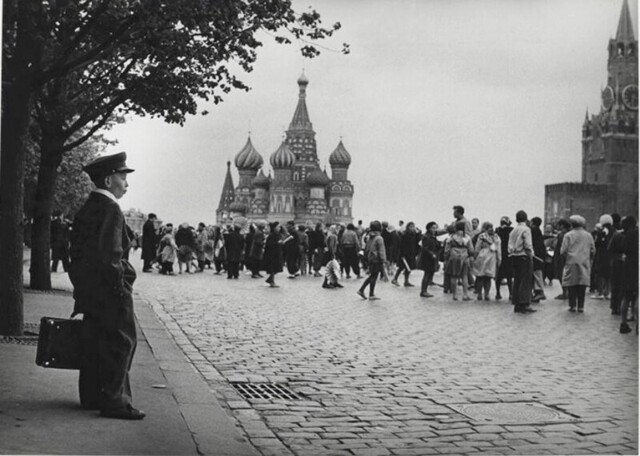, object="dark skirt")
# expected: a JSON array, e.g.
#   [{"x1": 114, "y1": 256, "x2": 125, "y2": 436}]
[
  {"x1": 263, "y1": 245, "x2": 283, "y2": 274},
  {"x1": 177, "y1": 245, "x2": 194, "y2": 263}
]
